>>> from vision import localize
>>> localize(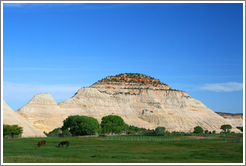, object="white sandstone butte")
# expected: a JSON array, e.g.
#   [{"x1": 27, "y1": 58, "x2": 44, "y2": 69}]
[
  {"x1": 14, "y1": 73, "x2": 242, "y2": 134},
  {"x1": 16, "y1": 93, "x2": 67, "y2": 133},
  {"x1": 3, "y1": 100, "x2": 46, "y2": 137}
]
